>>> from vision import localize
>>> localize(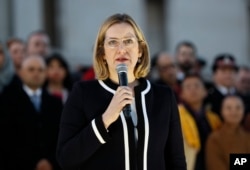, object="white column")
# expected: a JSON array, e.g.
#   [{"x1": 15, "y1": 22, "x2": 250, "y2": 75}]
[
  {"x1": 0, "y1": 0, "x2": 10, "y2": 42},
  {"x1": 12, "y1": 0, "x2": 43, "y2": 40}
]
